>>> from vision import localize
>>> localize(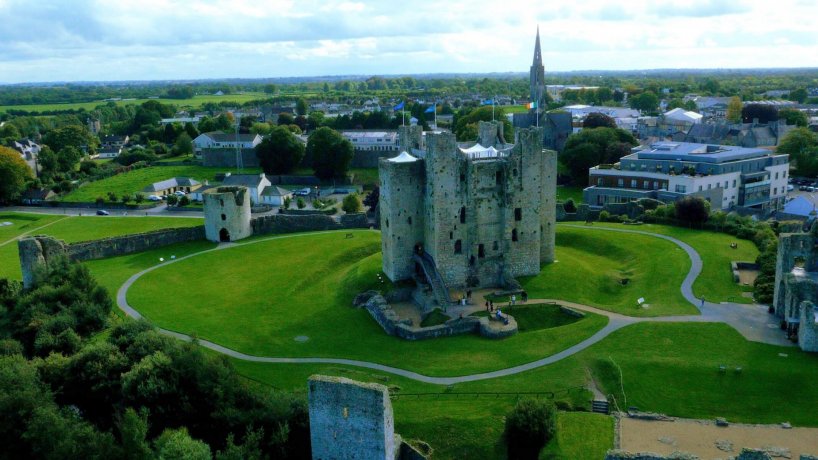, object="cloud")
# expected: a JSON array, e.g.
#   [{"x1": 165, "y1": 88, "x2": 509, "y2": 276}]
[{"x1": 0, "y1": 0, "x2": 817, "y2": 83}]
